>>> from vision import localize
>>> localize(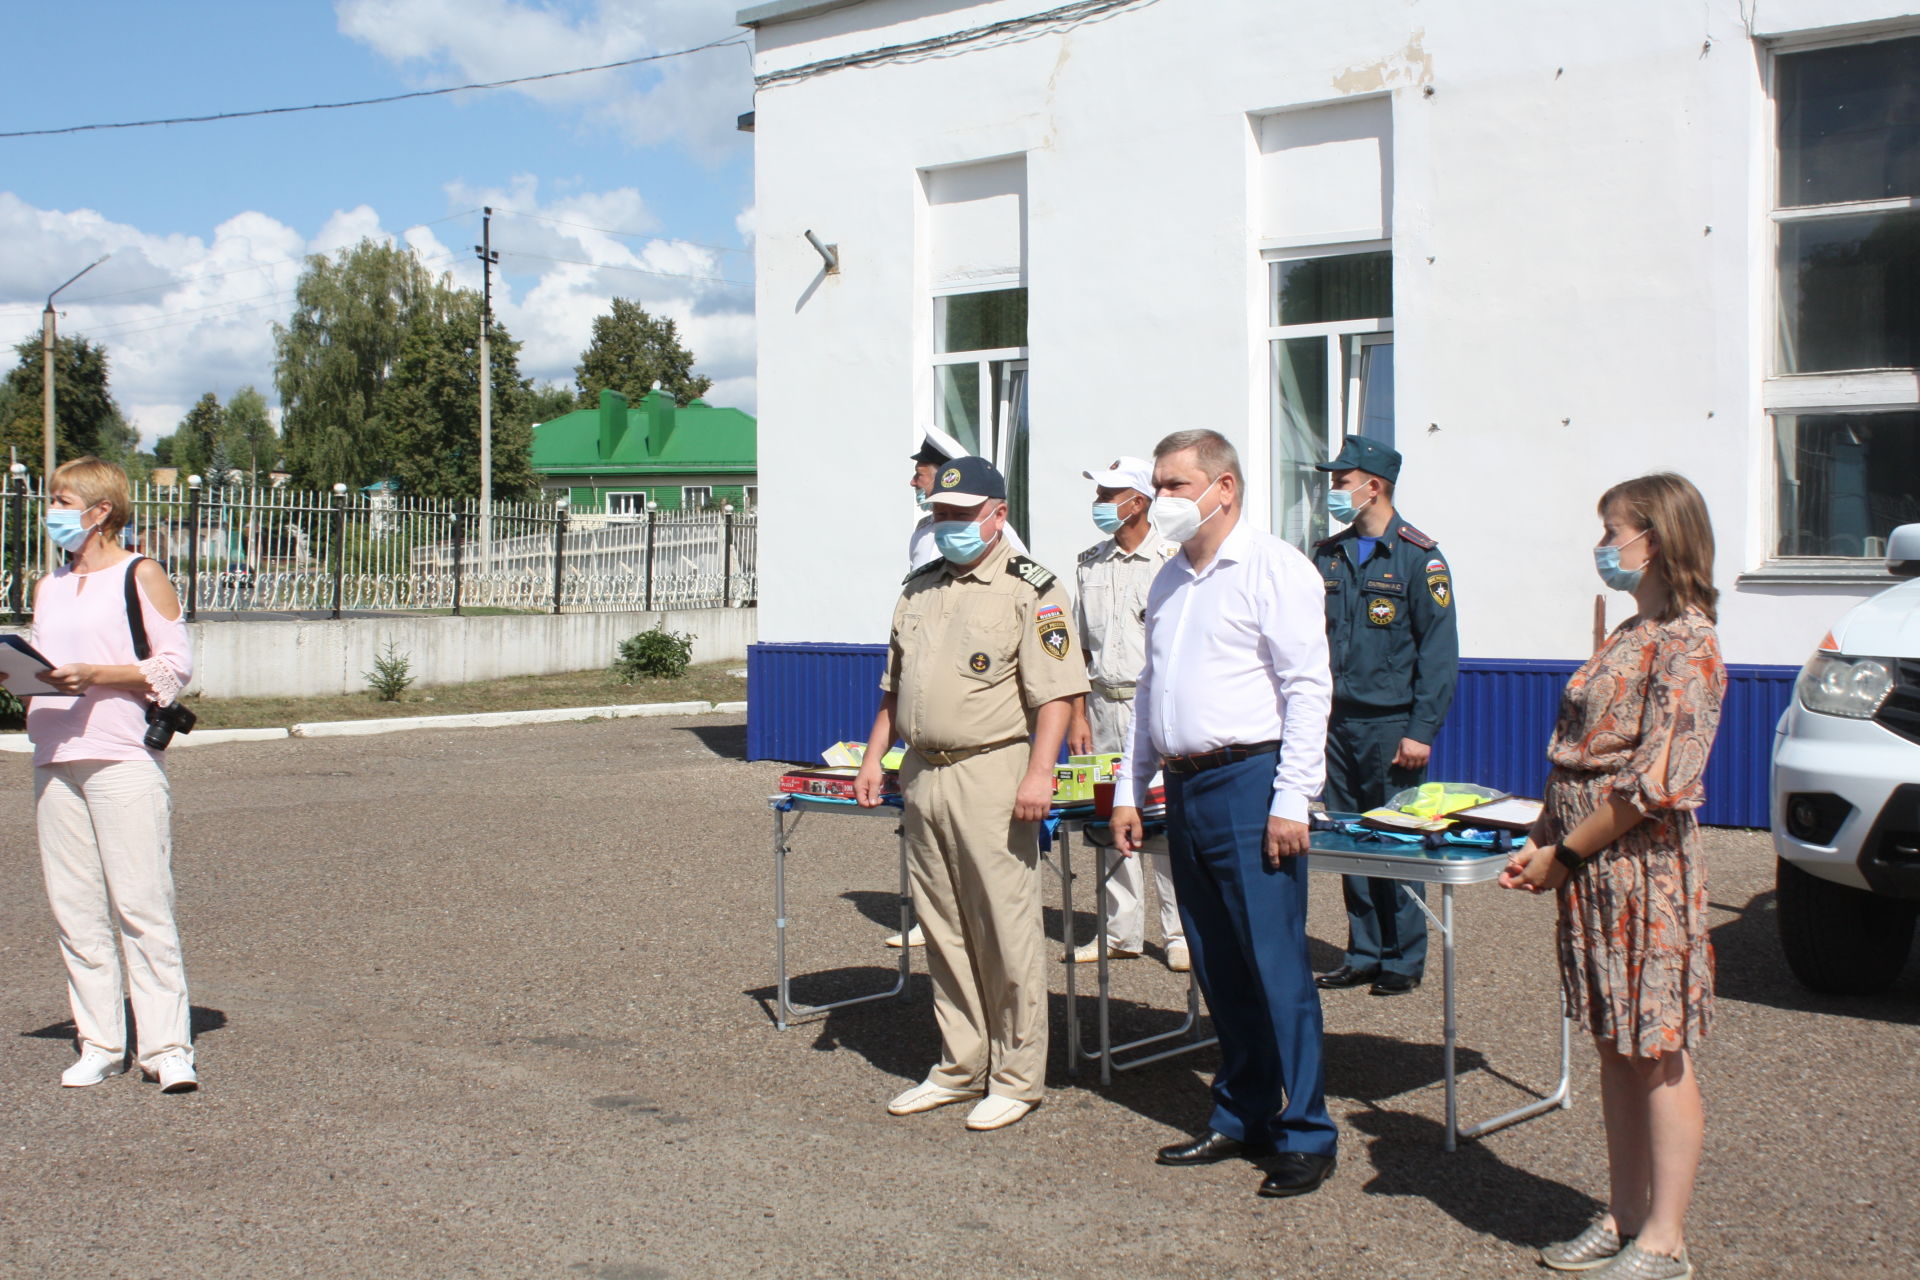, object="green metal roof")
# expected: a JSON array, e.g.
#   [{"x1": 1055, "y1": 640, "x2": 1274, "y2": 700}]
[{"x1": 530, "y1": 390, "x2": 756, "y2": 476}]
